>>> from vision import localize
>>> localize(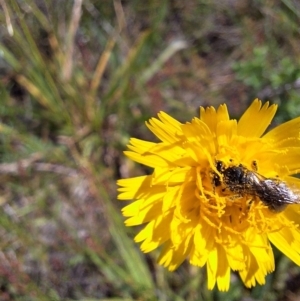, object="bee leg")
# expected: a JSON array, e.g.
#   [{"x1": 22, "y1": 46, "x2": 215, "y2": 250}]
[{"x1": 252, "y1": 160, "x2": 258, "y2": 171}]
